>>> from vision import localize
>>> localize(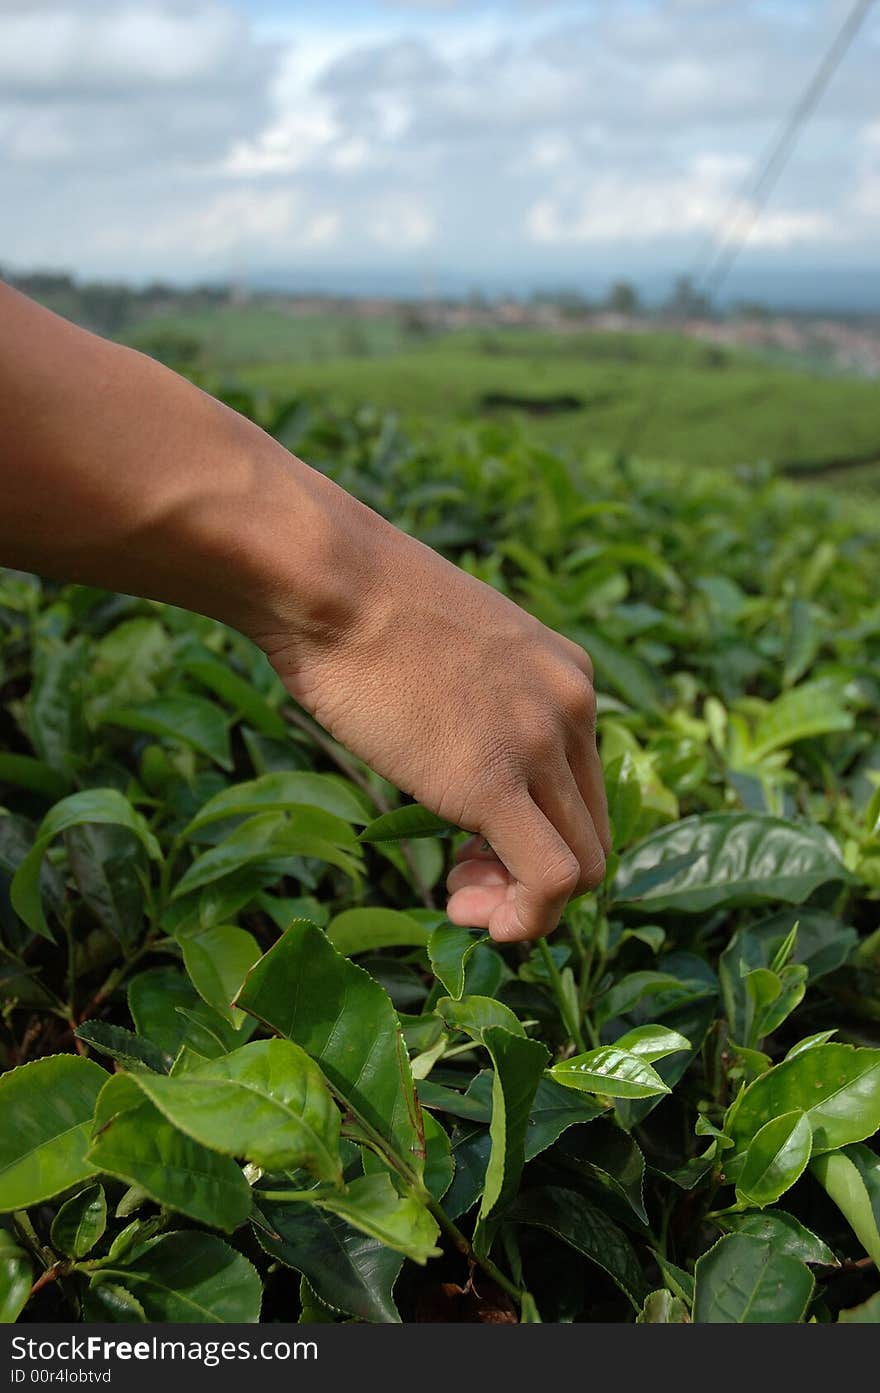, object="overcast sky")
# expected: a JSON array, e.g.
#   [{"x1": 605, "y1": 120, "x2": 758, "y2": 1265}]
[{"x1": 1, "y1": 0, "x2": 878, "y2": 293}]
